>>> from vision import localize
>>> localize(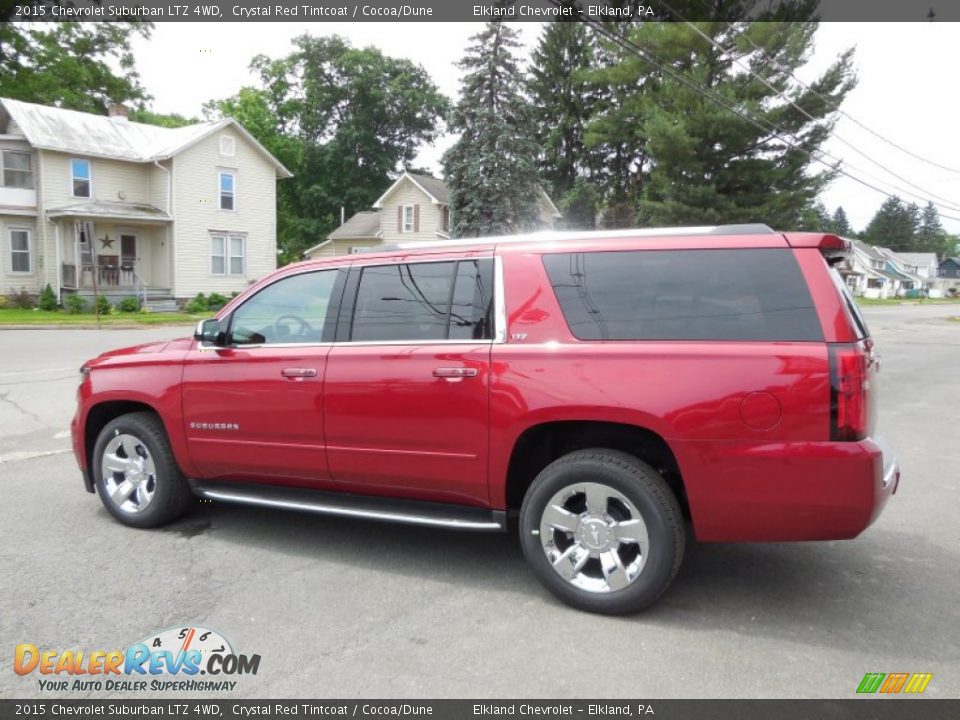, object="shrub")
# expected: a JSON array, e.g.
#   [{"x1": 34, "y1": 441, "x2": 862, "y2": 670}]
[
  {"x1": 207, "y1": 292, "x2": 228, "y2": 310},
  {"x1": 0, "y1": 295, "x2": 9, "y2": 309},
  {"x1": 184, "y1": 293, "x2": 208, "y2": 313},
  {"x1": 94, "y1": 294, "x2": 111, "y2": 315},
  {"x1": 6, "y1": 288, "x2": 36, "y2": 309},
  {"x1": 118, "y1": 296, "x2": 140, "y2": 313},
  {"x1": 38, "y1": 284, "x2": 58, "y2": 311},
  {"x1": 65, "y1": 294, "x2": 87, "y2": 314}
]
